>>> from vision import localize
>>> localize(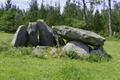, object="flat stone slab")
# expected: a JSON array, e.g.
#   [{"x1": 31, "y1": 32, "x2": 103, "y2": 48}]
[{"x1": 52, "y1": 26, "x2": 105, "y2": 46}]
